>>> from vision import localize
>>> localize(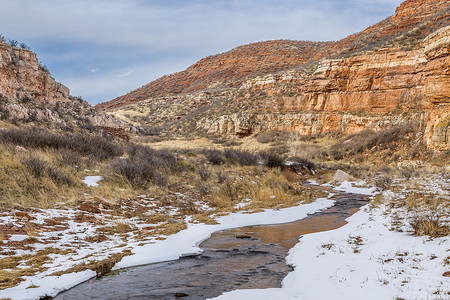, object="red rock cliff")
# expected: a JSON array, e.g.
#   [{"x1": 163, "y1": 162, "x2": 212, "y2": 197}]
[{"x1": 0, "y1": 42, "x2": 69, "y2": 102}]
